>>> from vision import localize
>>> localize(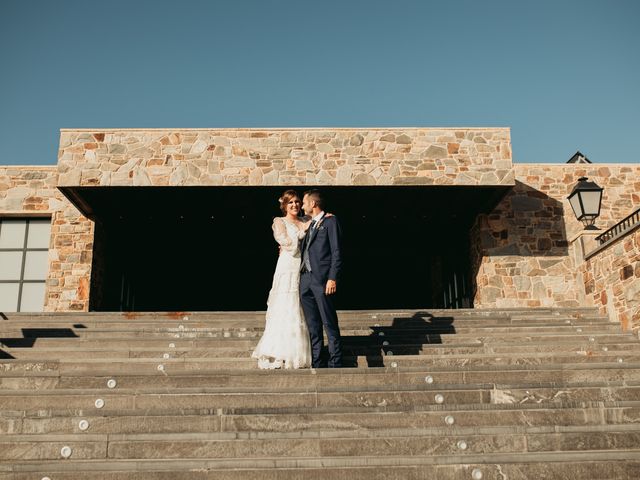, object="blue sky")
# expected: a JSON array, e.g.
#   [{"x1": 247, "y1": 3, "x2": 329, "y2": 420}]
[{"x1": 1, "y1": 0, "x2": 638, "y2": 165}]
